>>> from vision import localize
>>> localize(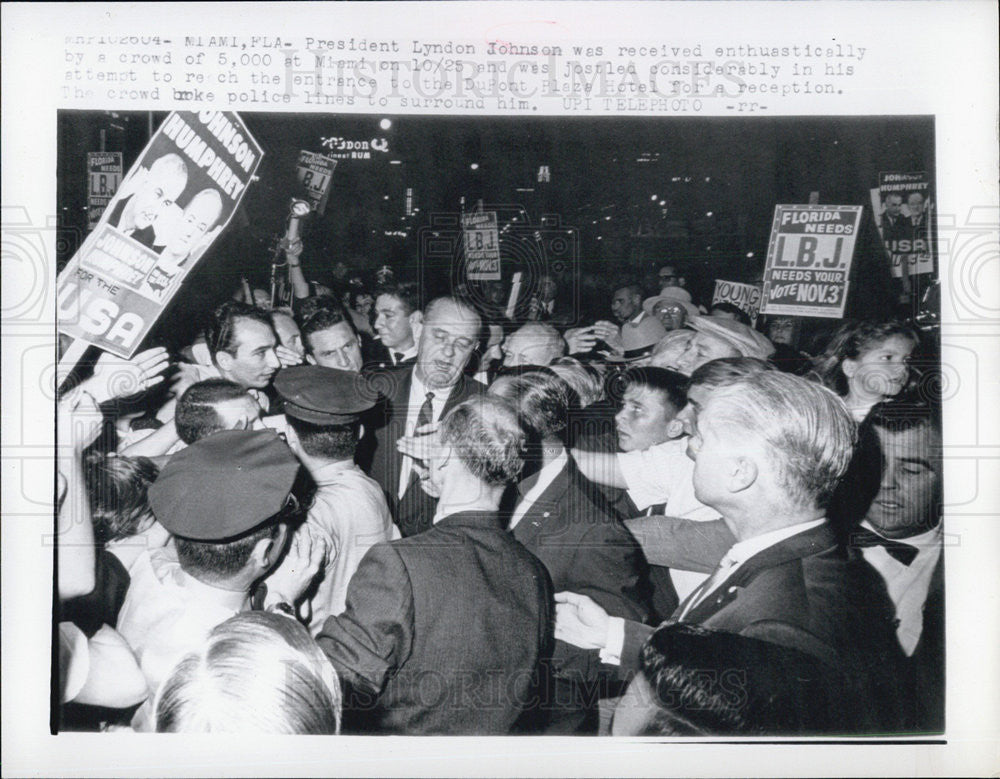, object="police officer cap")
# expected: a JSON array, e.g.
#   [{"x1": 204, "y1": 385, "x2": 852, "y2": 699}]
[
  {"x1": 274, "y1": 365, "x2": 376, "y2": 425},
  {"x1": 148, "y1": 429, "x2": 300, "y2": 540}
]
